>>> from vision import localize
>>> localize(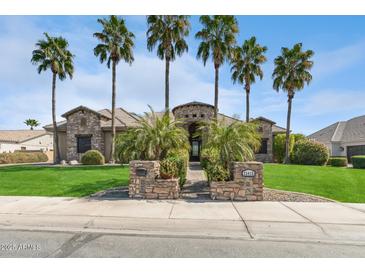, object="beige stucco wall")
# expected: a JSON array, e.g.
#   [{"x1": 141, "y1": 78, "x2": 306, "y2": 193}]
[
  {"x1": 104, "y1": 131, "x2": 112, "y2": 162},
  {"x1": 57, "y1": 132, "x2": 67, "y2": 161},
  {"x1": 0, "y1": 134, "x2": 53, "y2": 153}
]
